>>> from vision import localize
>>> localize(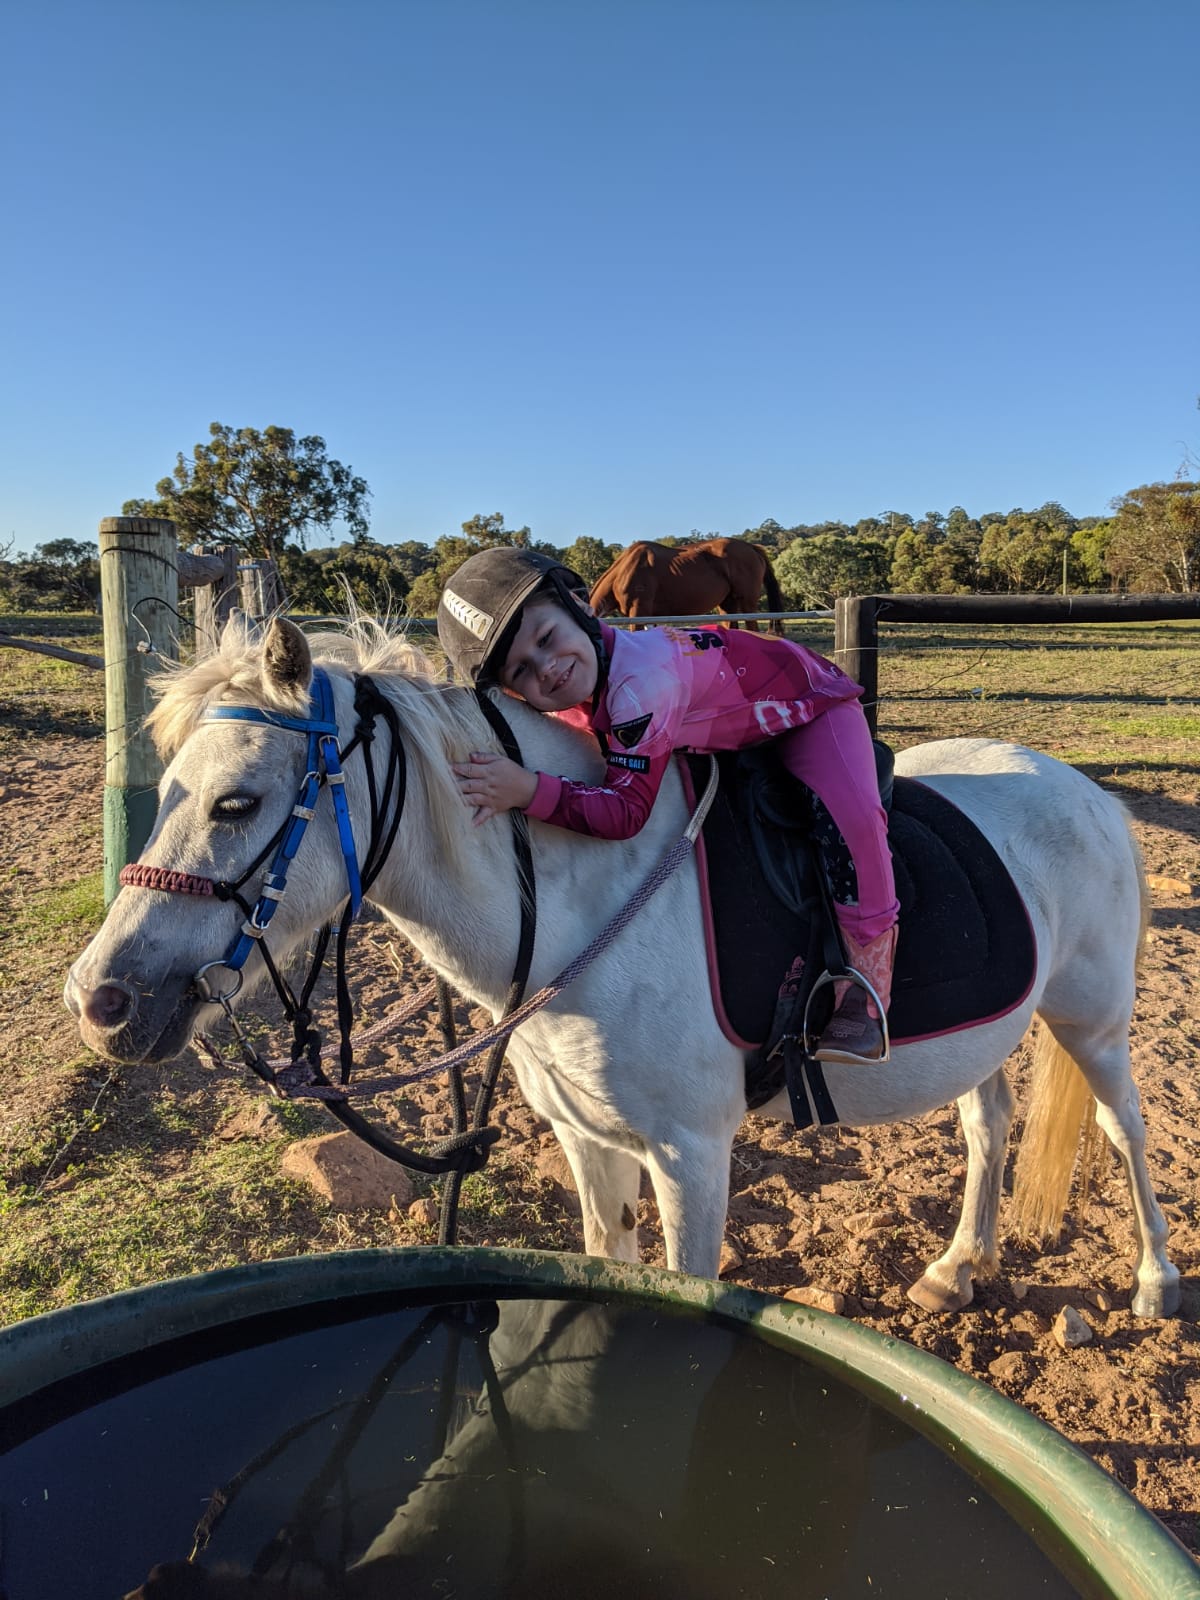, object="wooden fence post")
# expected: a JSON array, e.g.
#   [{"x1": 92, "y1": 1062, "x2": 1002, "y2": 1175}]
[
  {"x1": 238, "y1": 559, "x2": 286, "y2": 626},
  {"x1": 191, "y1": 542, "x2": 239, "y2": 656},
  {"x1": 836, "y1": 592, "x2": 1200, "y2": 739},
  {"x1": 99, "y1": 517, "x2": 179, "y2": 904},
  {"x1": 835, "y1": 595, "x2": 881, "y2": 737}
]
